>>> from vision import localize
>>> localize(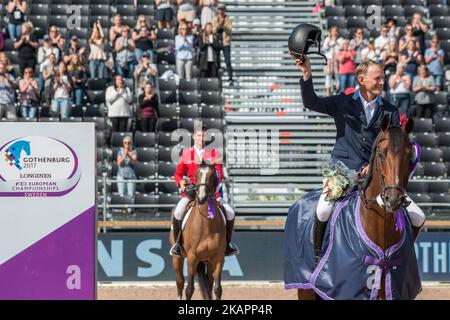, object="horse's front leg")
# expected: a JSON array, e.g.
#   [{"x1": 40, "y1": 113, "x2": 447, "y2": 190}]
[
  {"x1": 212, "y1": 259, "x2": 224, "y2": 300},
  {"x1": 172, "y1": 256, "x2": 185, "y2": 300},
  {"x1": 185, "y1": 256, "x2": 198, "y2": 300}
]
